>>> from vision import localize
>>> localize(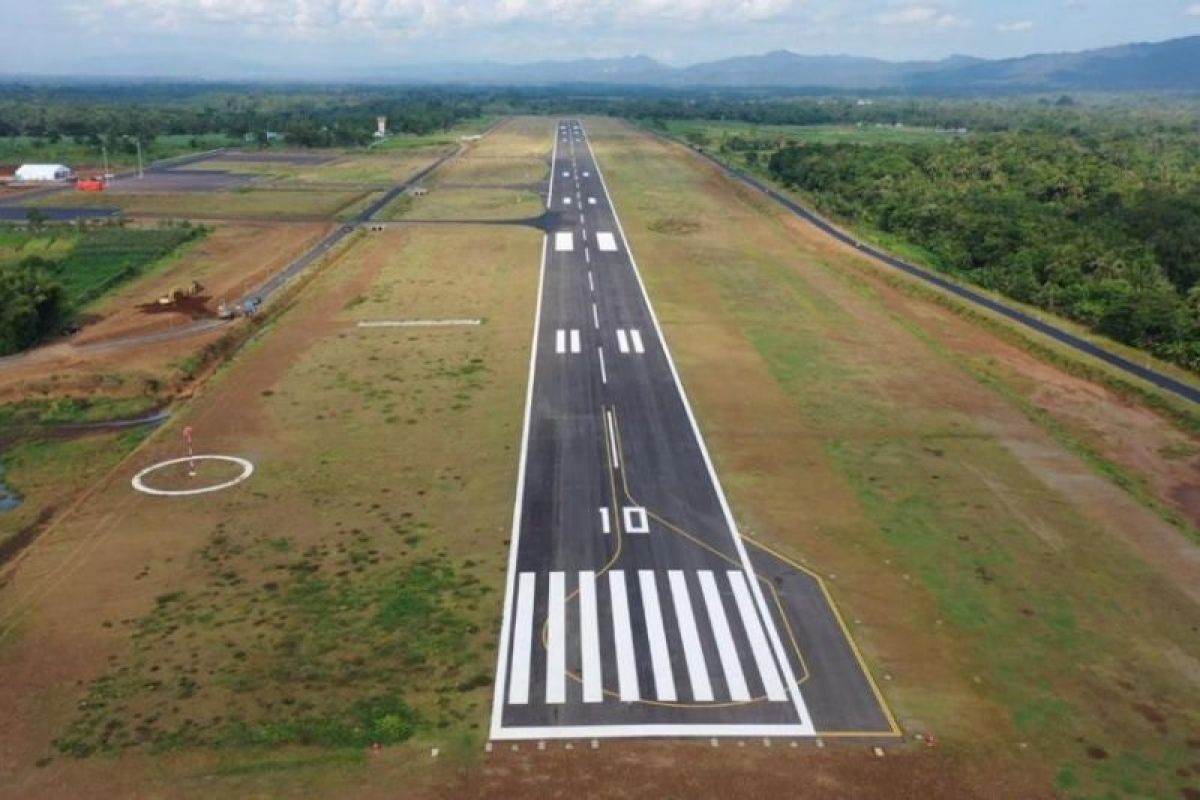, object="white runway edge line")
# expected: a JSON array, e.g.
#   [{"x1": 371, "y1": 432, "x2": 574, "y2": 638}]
[
  {"x1": 487, "y1": 227, "x2": 552, "y2": 740},
  {"x1": 579, "y1": 121, "x2": 815, "y2": 735},
  {"x1": 487, "y1": 132, "x2": 560, "y2": 727}
]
